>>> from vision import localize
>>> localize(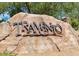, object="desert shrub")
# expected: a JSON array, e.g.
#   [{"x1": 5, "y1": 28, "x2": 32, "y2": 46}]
[{"x1": 69, "y1": 18, "x2": 79, "y2": 30}]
